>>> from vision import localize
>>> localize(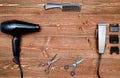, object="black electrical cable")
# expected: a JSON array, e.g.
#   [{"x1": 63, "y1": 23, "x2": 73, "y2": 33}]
[
  {"x1": 13, "y1": 58, "x2": 23, "y2": 78},
  {"x1": 97, "y1": 54, "x2": 102, "y2": 78},
  {"x1": 18, "y1": 62, "x2": 23, "y2": 78}
]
